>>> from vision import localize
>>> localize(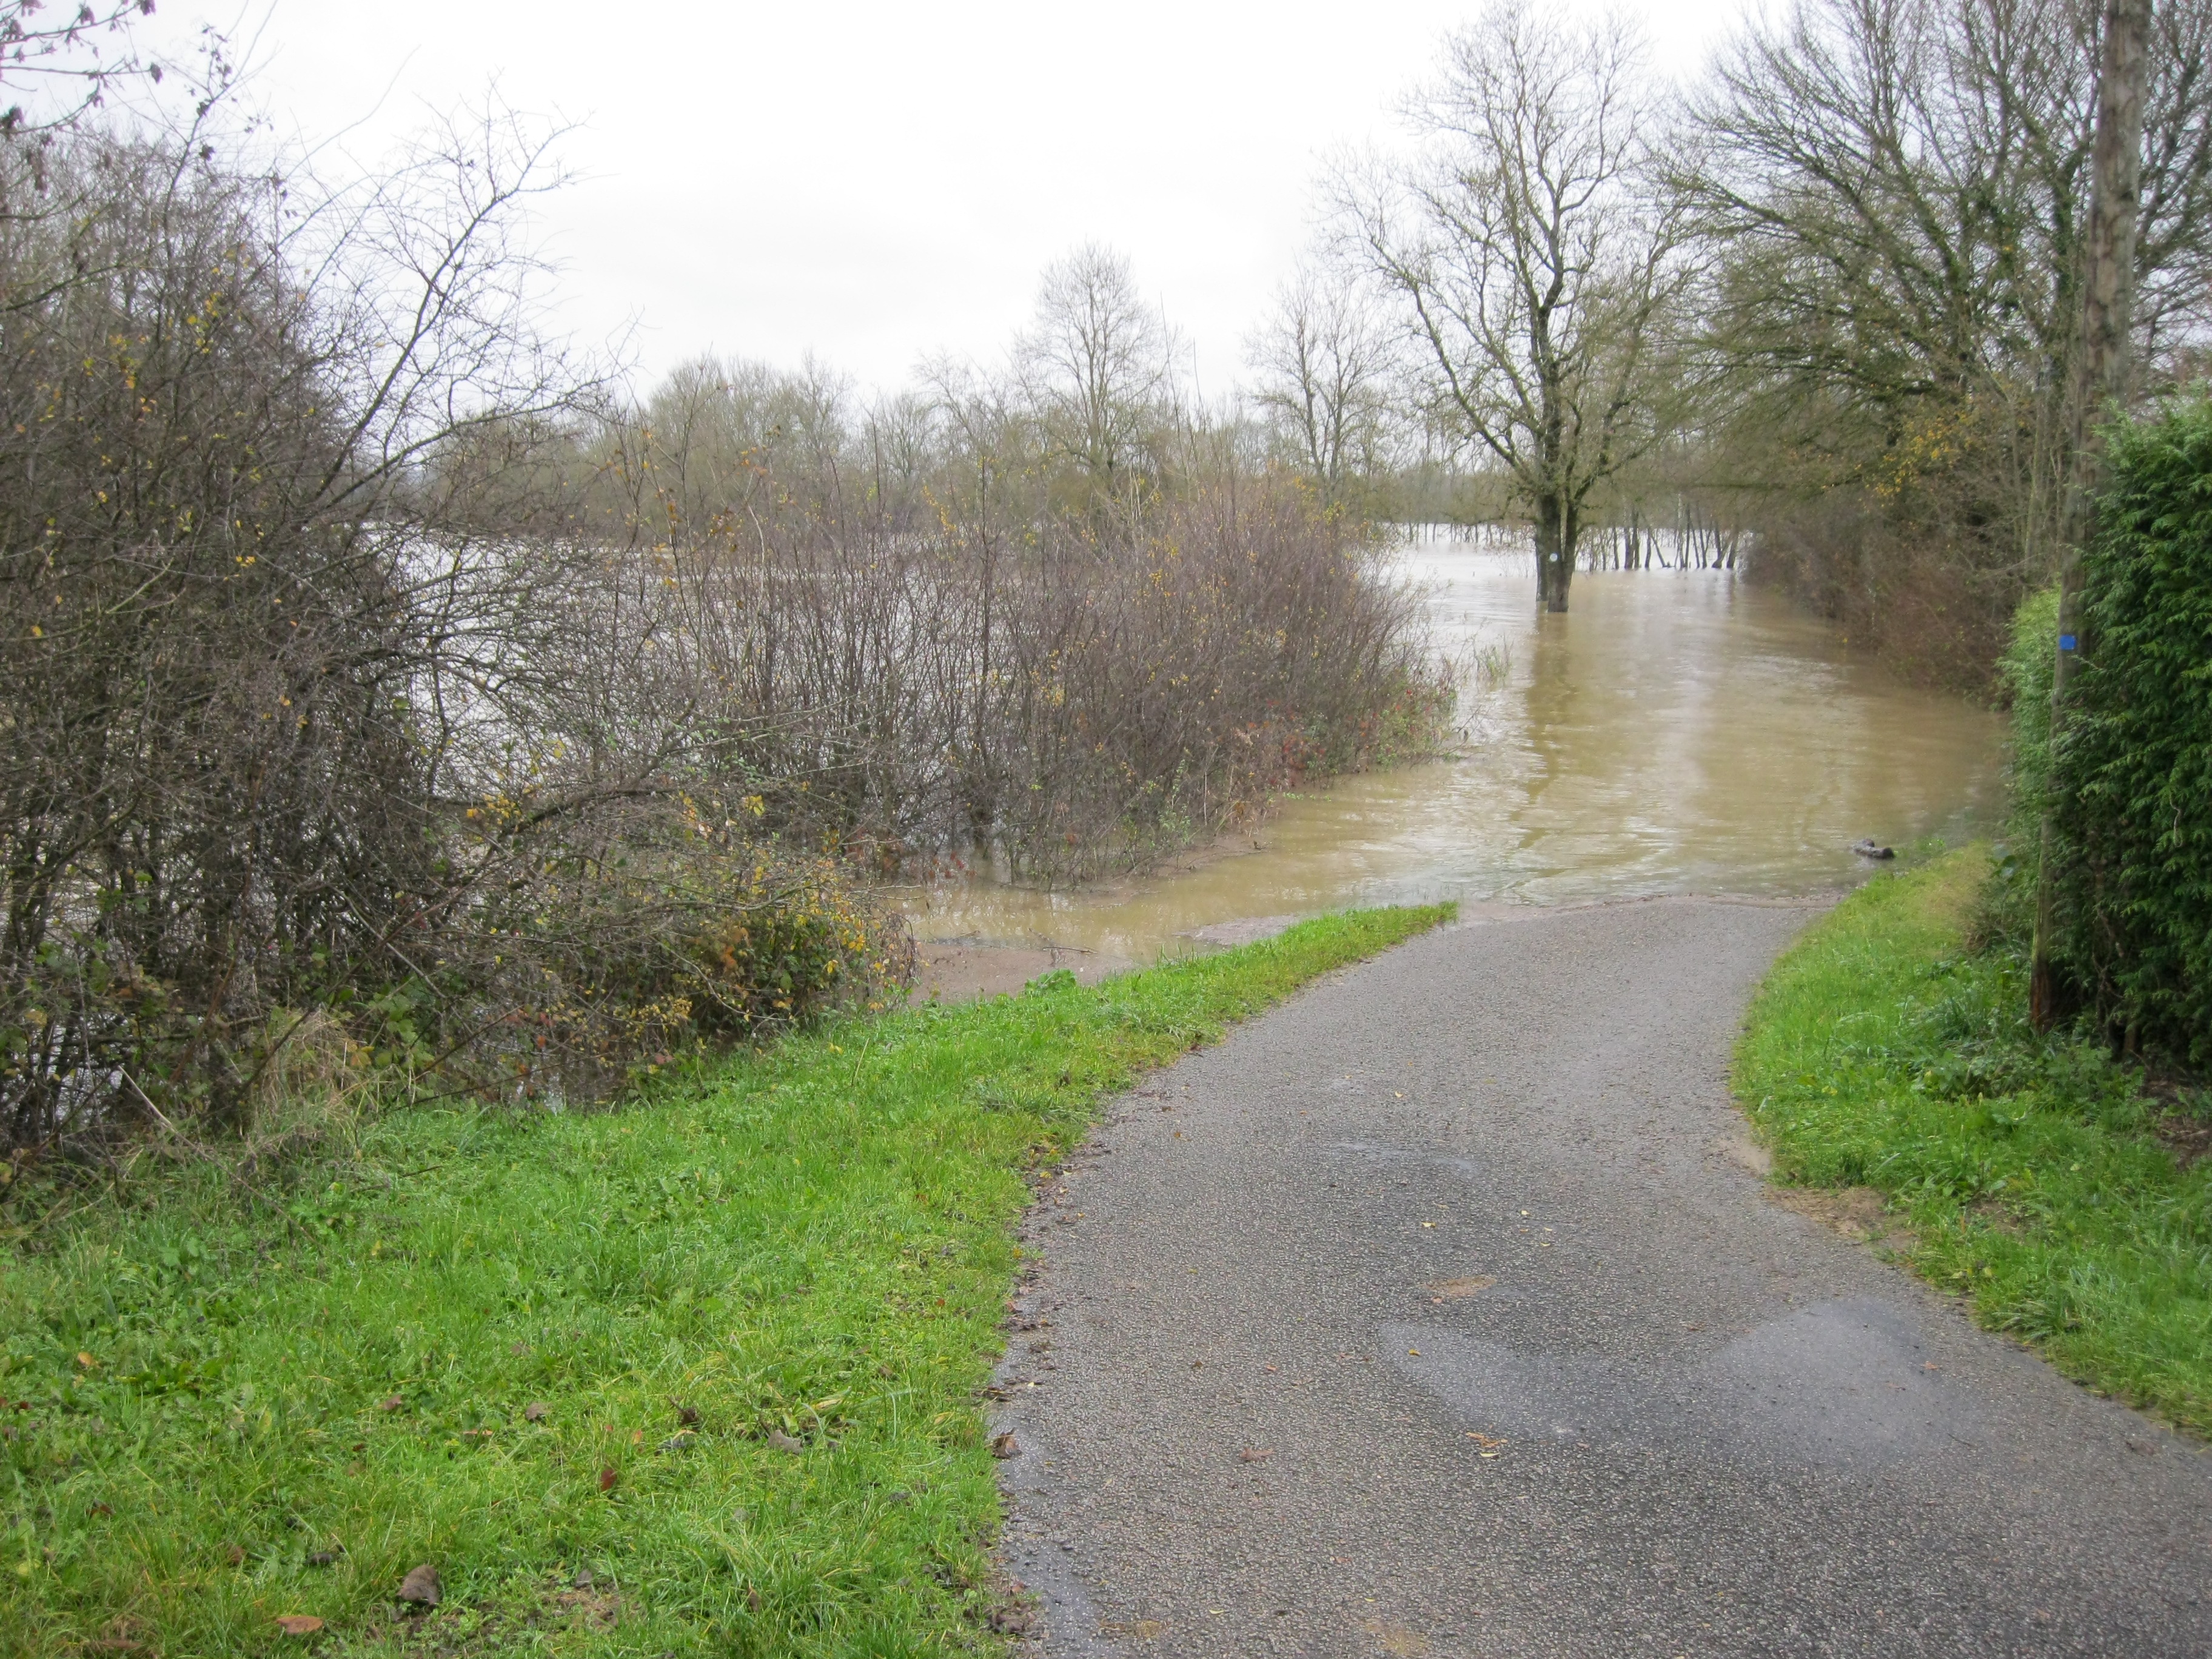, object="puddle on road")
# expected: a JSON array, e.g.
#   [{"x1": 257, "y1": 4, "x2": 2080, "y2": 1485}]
[
  {"x1": 897, "y1": 540, "x2": 2007, "y2": 965},
  {"x1": 1383, "y1": 1298, "x2": 1966, "y2": 1468}
]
